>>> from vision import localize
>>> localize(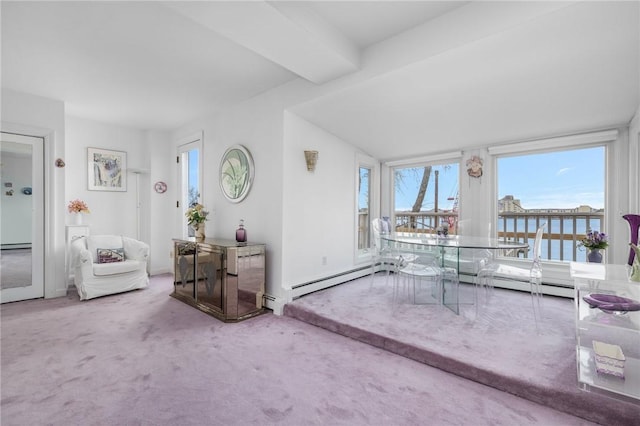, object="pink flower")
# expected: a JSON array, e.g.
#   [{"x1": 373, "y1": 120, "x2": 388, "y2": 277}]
[{"x1": 68, "y1": 199, "x2": 90, "y2": 214}]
